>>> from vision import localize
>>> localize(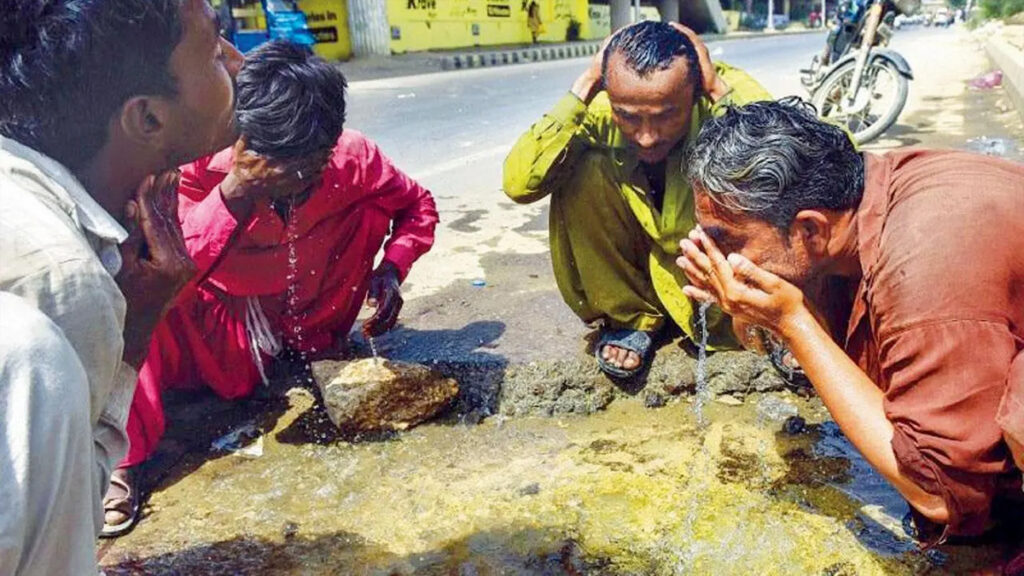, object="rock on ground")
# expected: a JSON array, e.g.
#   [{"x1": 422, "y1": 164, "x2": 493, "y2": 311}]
[{"x1": 311, "y1": 358, "x2": 459, "y2": 434}]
